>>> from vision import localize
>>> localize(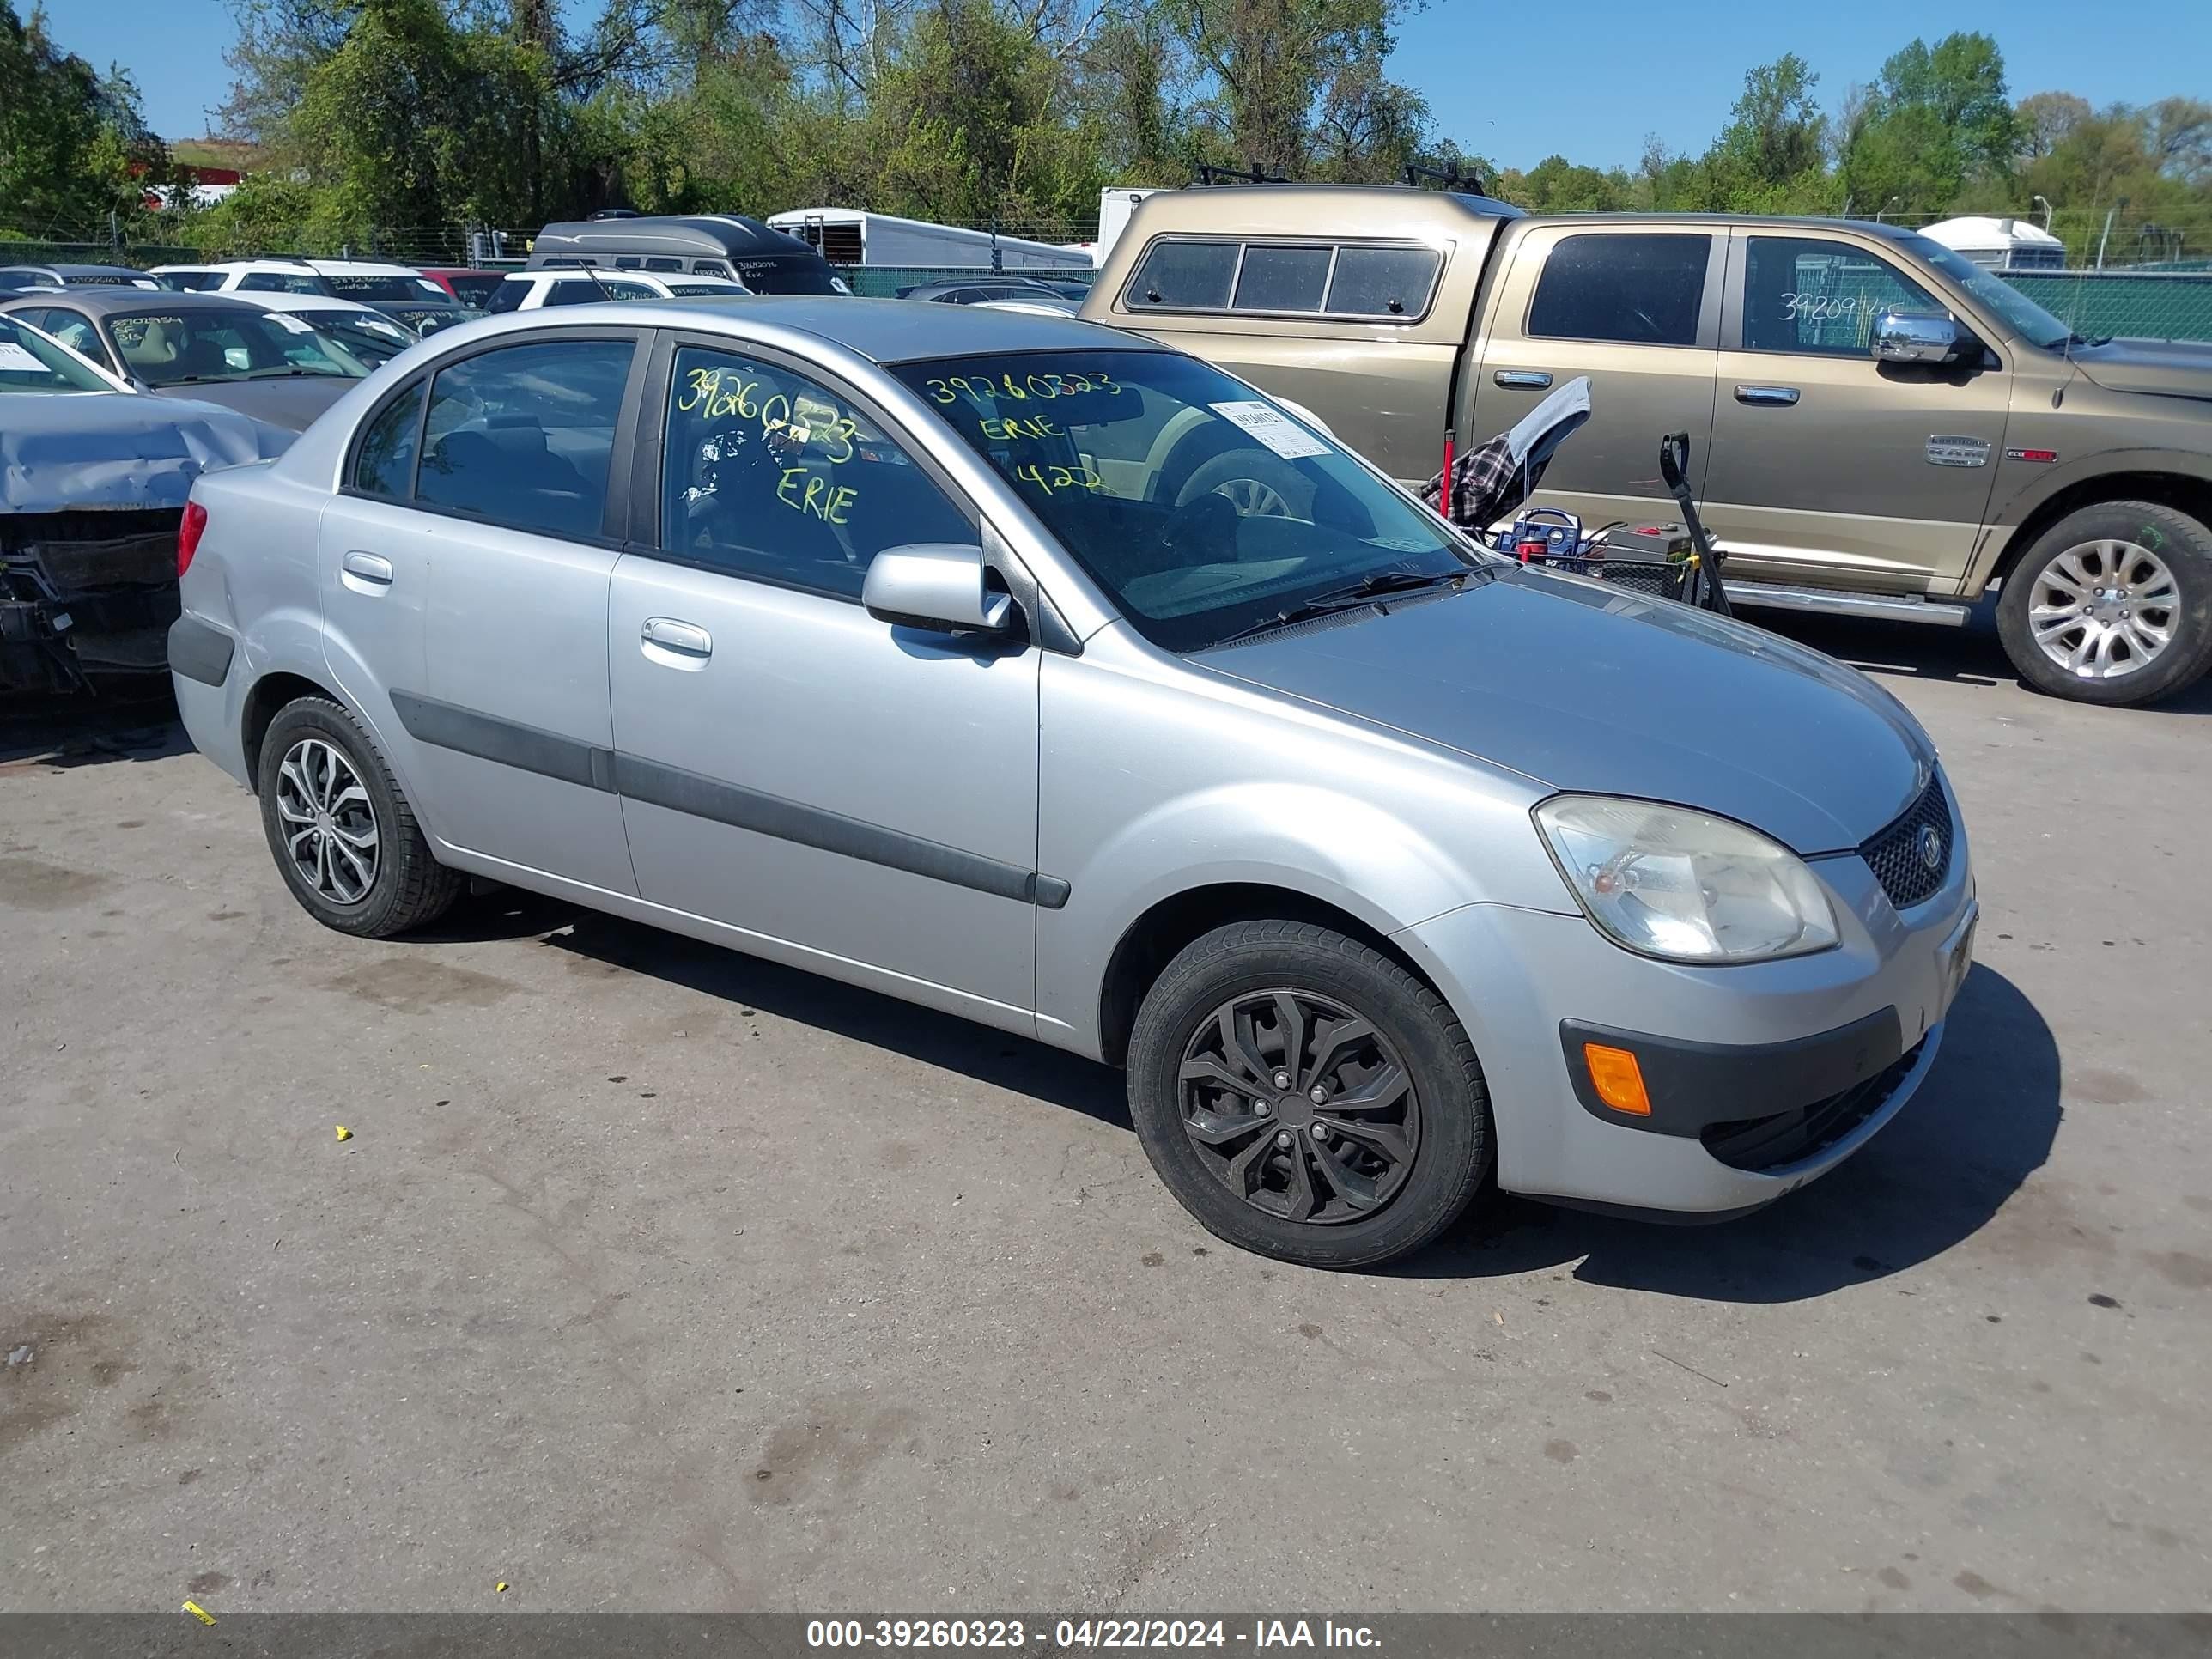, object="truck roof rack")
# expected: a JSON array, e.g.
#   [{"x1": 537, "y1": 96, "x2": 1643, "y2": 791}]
[
  {"x1": 1194, "y1": 163, "x2": 1288, "y2": 187},
  {"x1": 1404, "y1": 161, "x2": 1489, "y2": 195}
]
